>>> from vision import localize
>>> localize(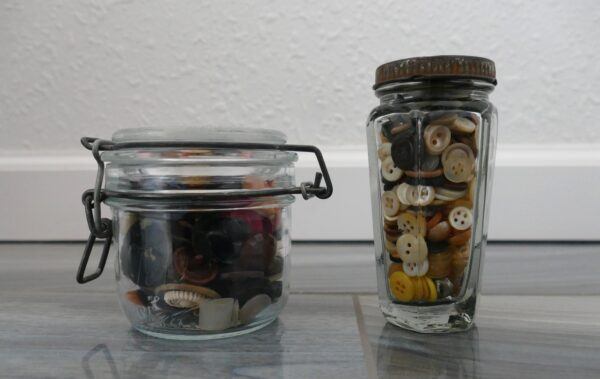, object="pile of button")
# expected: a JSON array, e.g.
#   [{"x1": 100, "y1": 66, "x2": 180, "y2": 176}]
[
  {"x1": 120, "y1": 175, "x2": 285, "y2": 332},
  {"x1": 378, "y1": 111, "x2": 478, "y2": 303}
]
